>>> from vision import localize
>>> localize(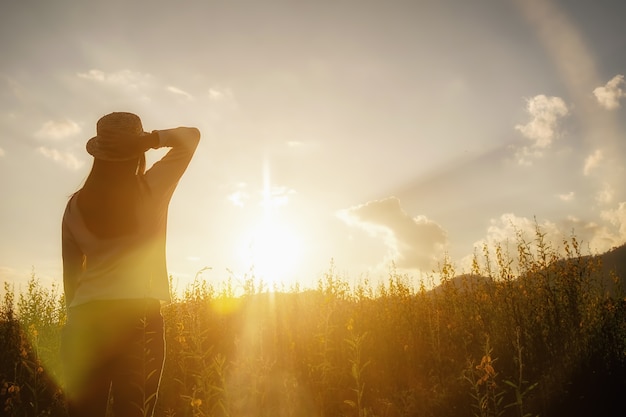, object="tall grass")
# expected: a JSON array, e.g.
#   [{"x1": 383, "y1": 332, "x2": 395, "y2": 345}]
[
  {"x1": 1, "y1": 276, "x2": 66, "y2": 416},
  {"x1": 1, "y1": 227, "x2": 624, "y2": 416}
]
